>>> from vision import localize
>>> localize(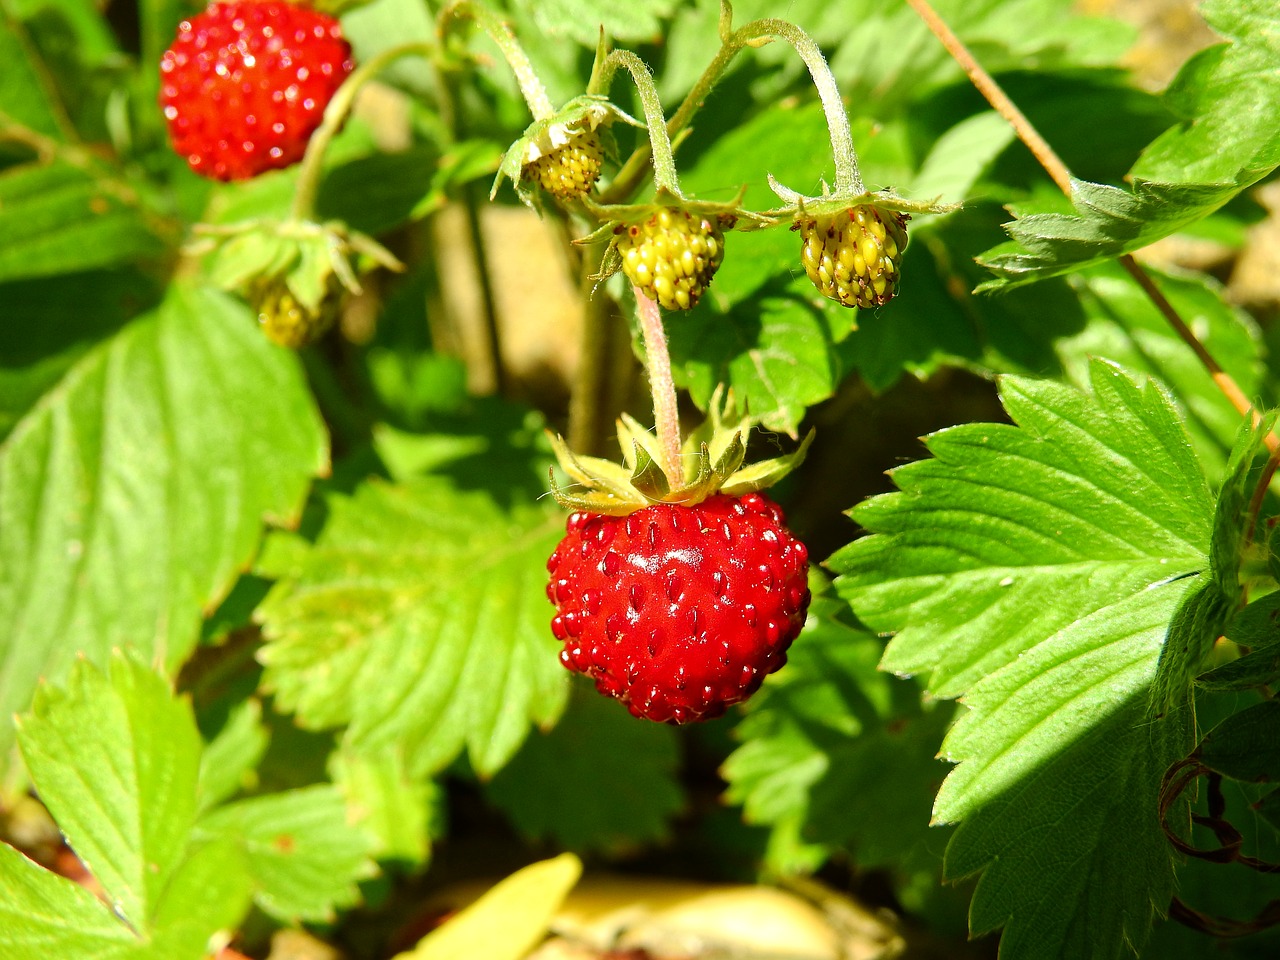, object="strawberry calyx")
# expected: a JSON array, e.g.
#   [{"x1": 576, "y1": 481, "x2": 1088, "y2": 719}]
[
  {"x1": 494, "y1": 95, "x2": 638, "y2": 208},
  {"x1": 548, "y1": 390, "x2": 813, "y2": 516},
  {"x1": 191, "y1": 218, "x2": 403, "y2": 345}
]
